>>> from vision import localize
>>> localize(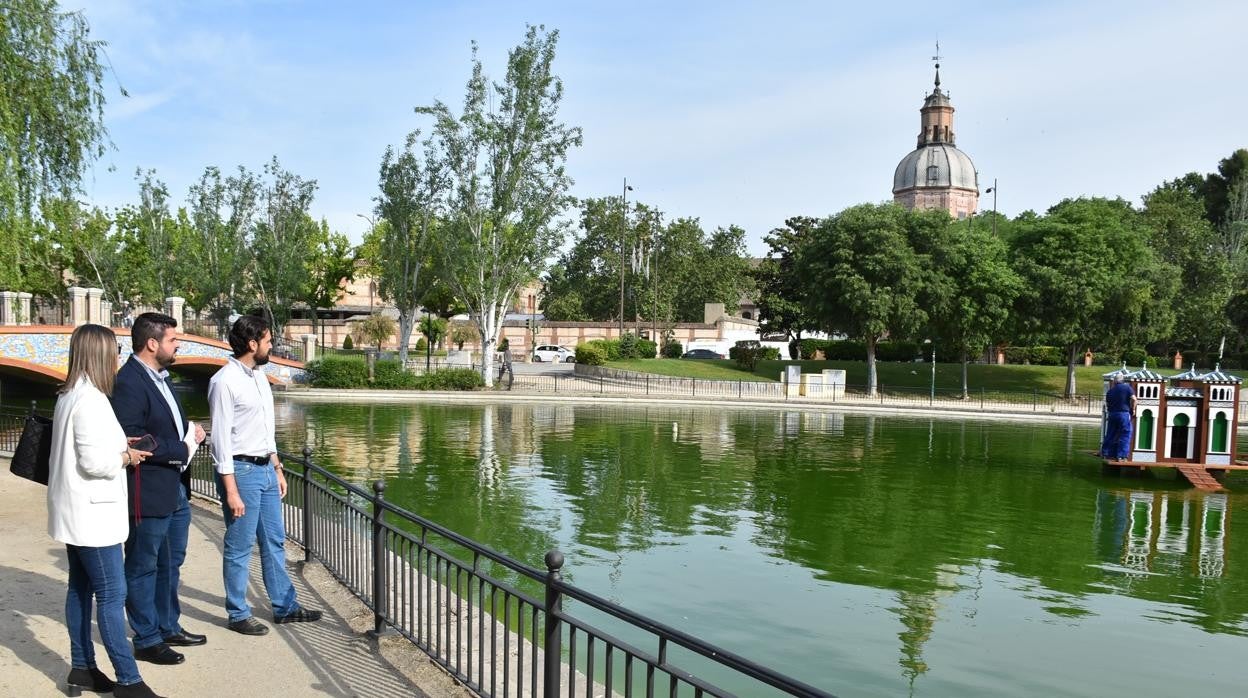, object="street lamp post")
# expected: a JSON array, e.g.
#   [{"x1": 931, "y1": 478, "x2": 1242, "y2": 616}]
[
  {"x1": 984, "y1": 179, "x2": 998, "y2": 236},
  {"x1": 619, "y1": 178, "x2": 633, "y2": 336}
]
